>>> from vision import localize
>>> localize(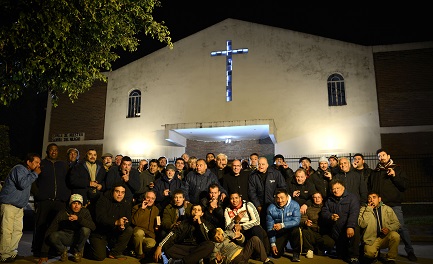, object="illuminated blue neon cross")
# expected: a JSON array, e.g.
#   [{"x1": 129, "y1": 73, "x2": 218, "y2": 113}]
[{"x1": 211, "y1": 40, "x2": 248, "y2": 102}]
